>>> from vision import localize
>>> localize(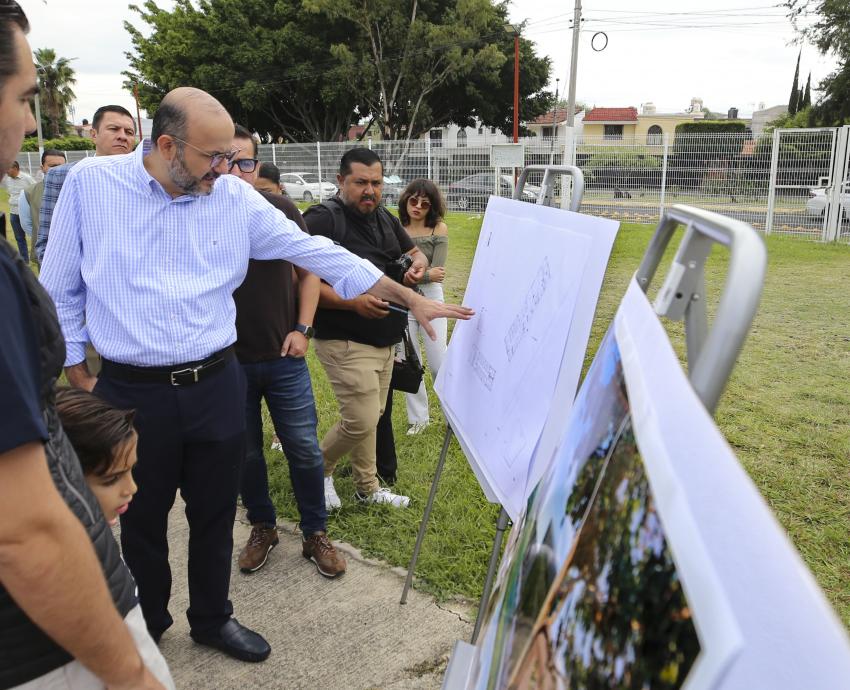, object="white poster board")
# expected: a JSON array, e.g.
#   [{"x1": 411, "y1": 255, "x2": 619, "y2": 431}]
[
  {"x1": 435, "y1": 196, "x2": 618, "y2": 519},
  {"x1": 461, "y1": 279, "x2": 850, "y2": 690}
]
